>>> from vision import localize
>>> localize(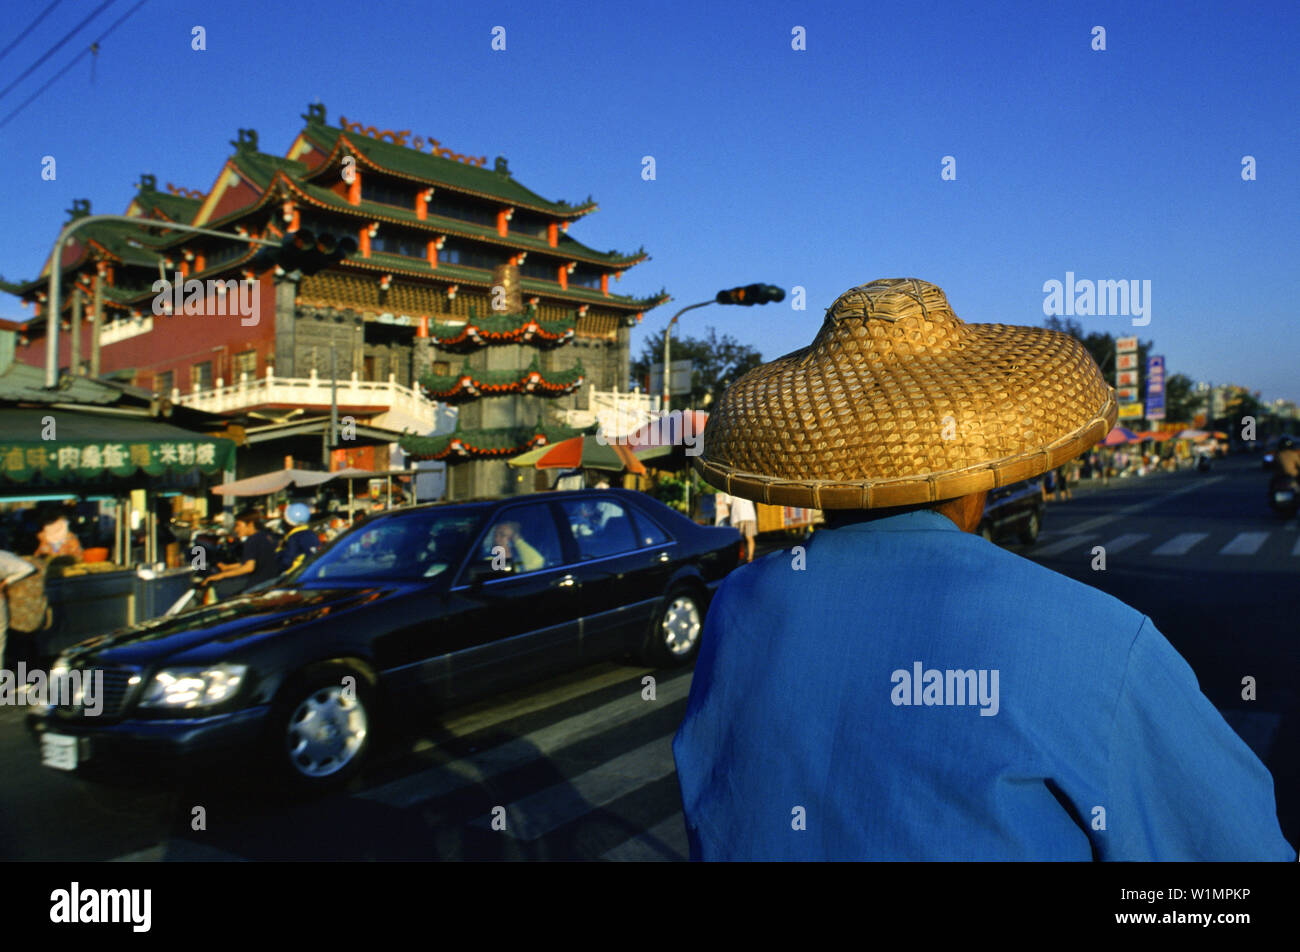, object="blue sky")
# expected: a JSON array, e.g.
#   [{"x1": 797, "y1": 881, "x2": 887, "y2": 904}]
[{"x1": 1, "y1": 0, "x2": 1297, "y2": 402}]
